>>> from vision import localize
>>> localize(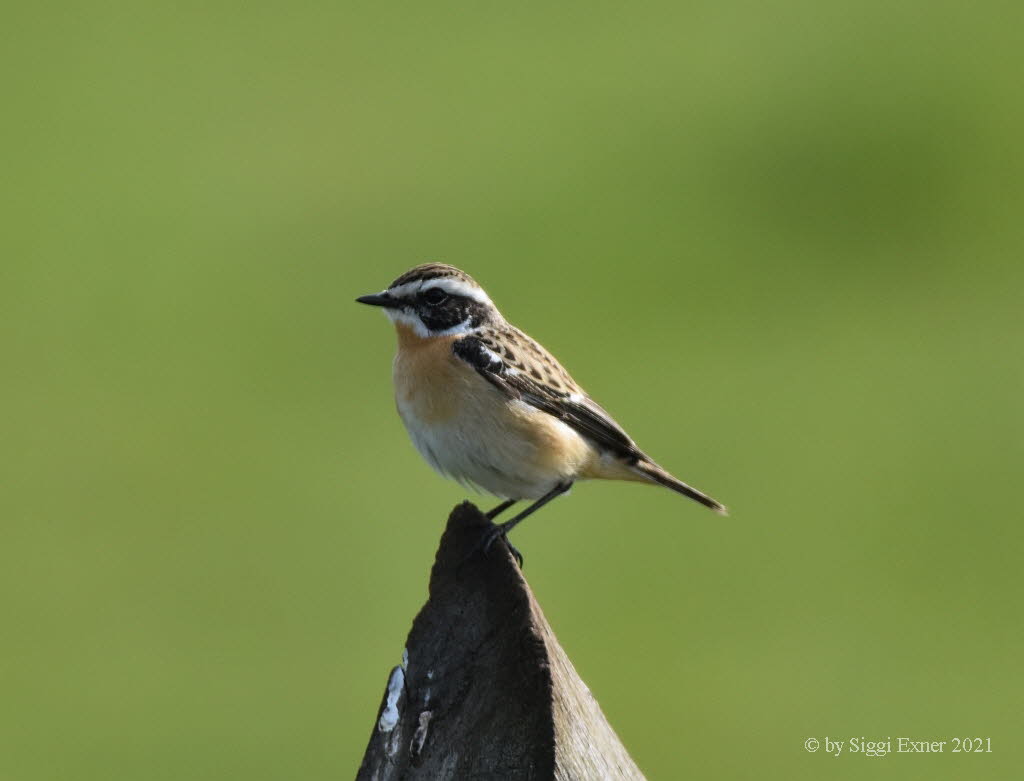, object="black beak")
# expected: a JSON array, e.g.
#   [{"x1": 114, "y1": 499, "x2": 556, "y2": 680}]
[{"x1": 356, "y1": 292, "x2": 397, "y2": 308}]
